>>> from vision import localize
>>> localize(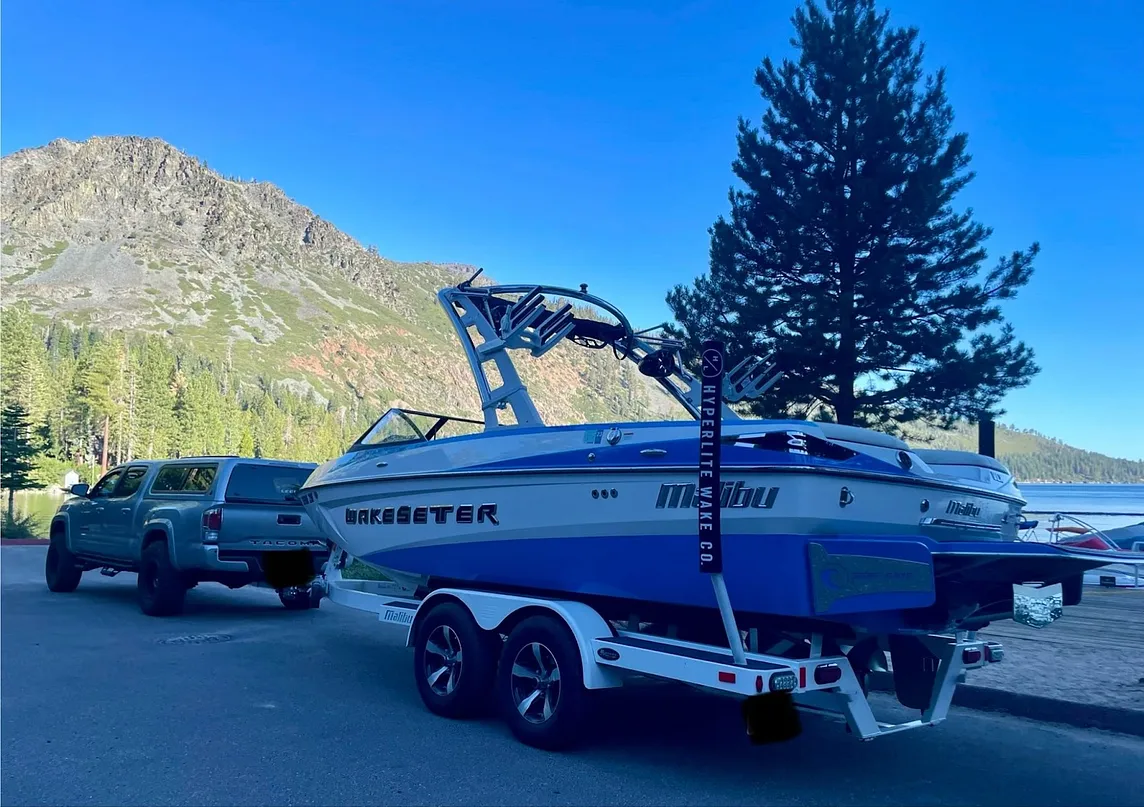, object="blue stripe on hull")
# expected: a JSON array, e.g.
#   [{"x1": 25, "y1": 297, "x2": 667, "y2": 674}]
[{"x1": 361, "y1": 532, "x2": 938, "y2": 627}]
